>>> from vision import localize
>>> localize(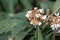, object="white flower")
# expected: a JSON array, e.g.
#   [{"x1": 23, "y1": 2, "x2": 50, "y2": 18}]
[
  {"x1": 30, "y1": 21, "x2": 33, "y2": 25},
  {"x1": 27, "y1": 11, "x2": 32, "y2": 14},
  {"x1": 39, "y1": 22, "x2": 42, "y2": 25},
  {"x1": 51, "y1": 24, "x2": 55, "y2": 30},
  {"x1": 51, "y1": 24, "x2": 59, "y2": 30},
  {"x1": 26, "y1": 11, "x2": 32, "y2": 18},
  {"x1": 55, "y1": 12, "x2": 59, "y2": 16},
  {"x1": 42, "y1": 15, "x2": 47, "y2": 20},
  {"x1": 30, "y1": 21, "x2": 36, "y2": 26},
  {"x1": 25, "y1": 14, "x2": 29, "y2": 18},
  {"x1": 39, "y1": 9, "x2": 44, "y2": 13},
  {"x1": 52, "y1": 27, "x2": 55, "y2": 30},
  {"x1": 34, "y1": 7, "x2": 37, "y2": 10},
  {"x1": 56, "y1": 24, "x2": 60, "y2": 28},
  {"x1": 58, "y1": 19, "x2": 60, "y2": 22},
  {"x1": 51, "y1": 24, "x2": 54, "y2": 28},
  {"x1": 35, "y1": 14, "x2": 41, "y2": 18},
  {"x1": 30, "y1": 21, "x2": 42, "y2": 26},
  {"x1": 52, "y1": 27, "x2": 58, "y2": 30}
]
